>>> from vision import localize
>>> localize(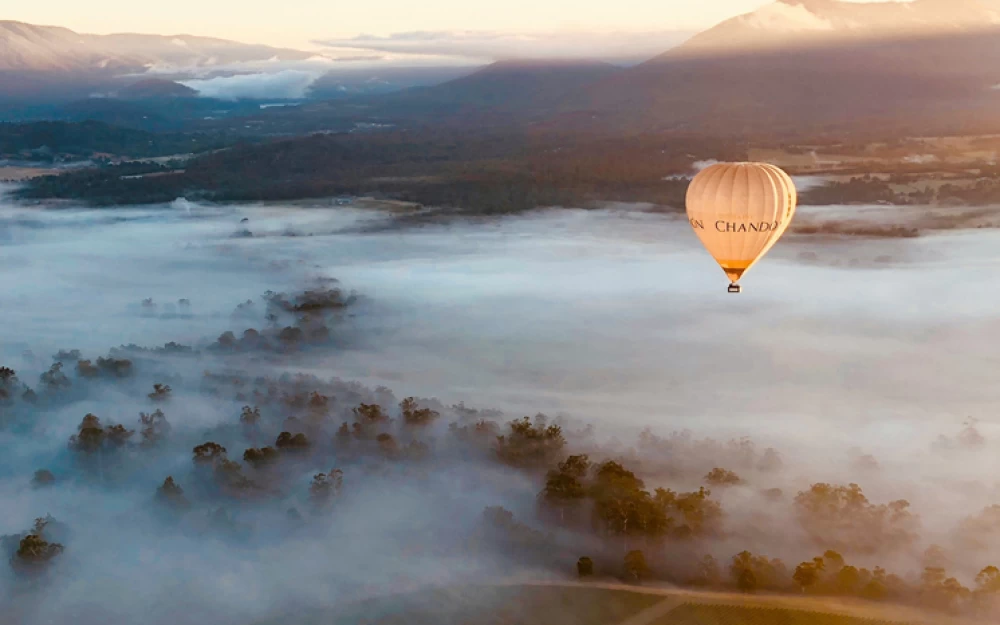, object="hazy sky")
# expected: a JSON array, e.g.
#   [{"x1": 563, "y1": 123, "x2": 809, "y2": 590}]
[{"x1": 7, "y1": 0, "x2": 782, "y2": 48}]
